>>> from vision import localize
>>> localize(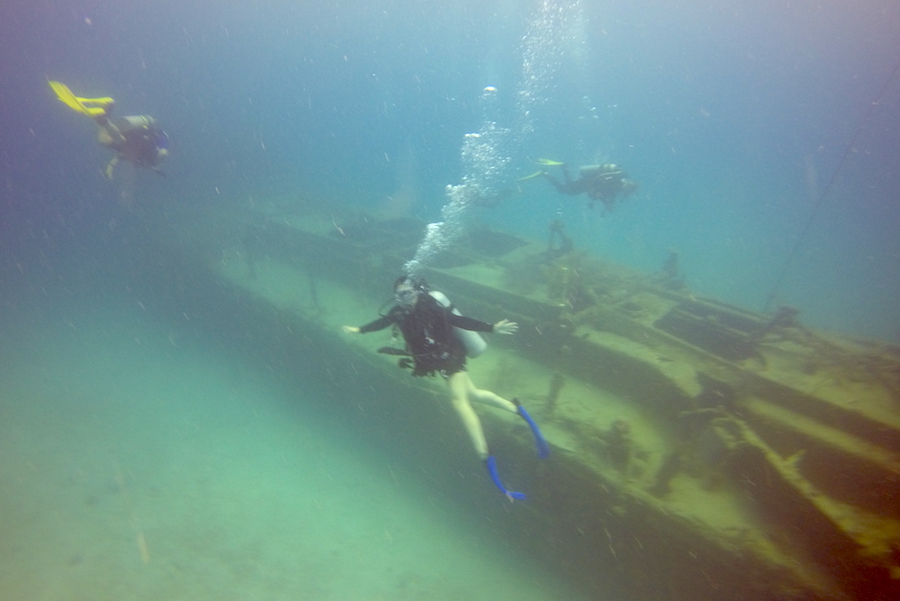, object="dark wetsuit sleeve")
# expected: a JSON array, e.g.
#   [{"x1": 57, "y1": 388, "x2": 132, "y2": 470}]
[
  {"x1": 449, "y1": 314, "x2": 494, "y2": 333},
  {"x1": 358, "y1": 314, "x2": 394, "y2": 334},
  {"x1": 359, "y1": 305, "x2": 406, "y2": 333}
]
